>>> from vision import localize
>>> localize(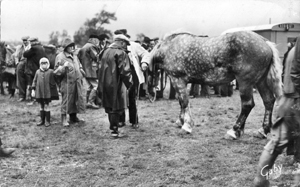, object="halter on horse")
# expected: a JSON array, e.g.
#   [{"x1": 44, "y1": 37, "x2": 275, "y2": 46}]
[{"x1": 149, "y1": 30, "x2": 282, "y2": 139}]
